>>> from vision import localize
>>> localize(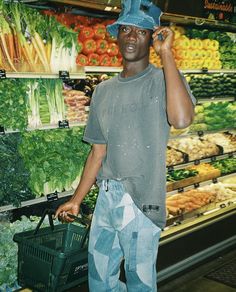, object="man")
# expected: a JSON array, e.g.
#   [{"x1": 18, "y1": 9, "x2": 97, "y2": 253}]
[{"x1": 56, "y1": 0, "x2": 196, "y2": 291}]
